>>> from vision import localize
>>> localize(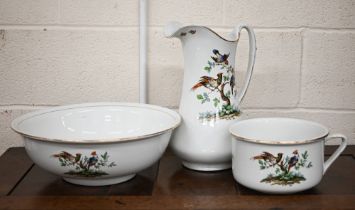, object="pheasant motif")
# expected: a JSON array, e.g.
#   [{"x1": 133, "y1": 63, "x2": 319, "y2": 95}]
[
  {"x1": 53, "y1": 151, "x2": 81, "y2": 163},
  {"x1": 252, "y1": 152, "x2": 283, "y2": 166},
  {"x1": 191, "y1": 73, "x2": 223, "y2": 91}
]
